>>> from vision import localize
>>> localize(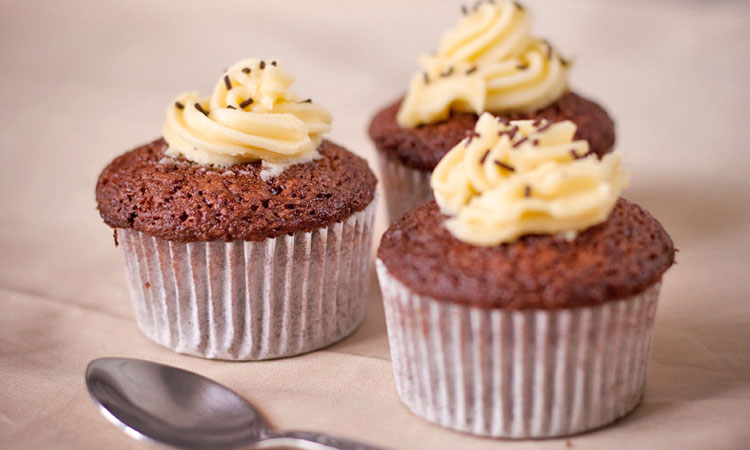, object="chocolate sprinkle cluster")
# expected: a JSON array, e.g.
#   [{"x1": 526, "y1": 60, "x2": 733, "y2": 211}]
[
  {"x1": 177, "y1": 60, "x2": 291, "y2": 115},
  {"x1": 471, "y1": 118, "x2": 594, "y2": 193}
]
